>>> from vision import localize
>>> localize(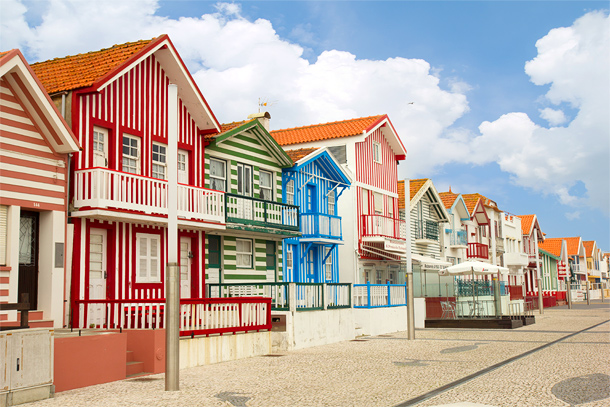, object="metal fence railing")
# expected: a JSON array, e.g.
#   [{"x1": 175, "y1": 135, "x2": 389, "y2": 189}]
[{"x1": 353, "y1": 283, "x2": 407, "y2": 308}]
